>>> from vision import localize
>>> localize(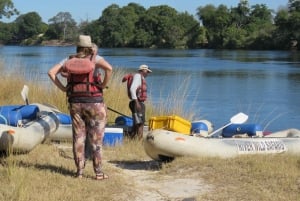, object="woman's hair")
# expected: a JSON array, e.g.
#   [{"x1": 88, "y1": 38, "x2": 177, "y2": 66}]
[
  {"x1": 92, "y1": 43, "x2": 98, "y2": 53},
  {"x1": 69, "y1": 47, "x2": 94, "y2": 59}
]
